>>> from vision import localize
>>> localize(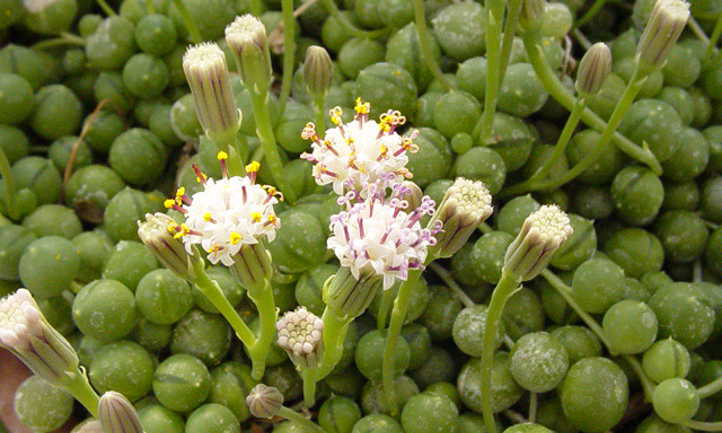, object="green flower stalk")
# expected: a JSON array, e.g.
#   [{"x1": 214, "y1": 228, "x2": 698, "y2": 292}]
[
  {"x1": 479, "y1": 206, "x2": 573, "y2": 433},
  {"x1": 183, "y1": 42, "x2": 245, "y2": 176},
  {"x1": 0, "y1": 145, "x2": 19, "y2": 221},
  {"x1": 278, "y1": 0, "x2": 296, "y2": 116},
  {"x1": 413, "y1": 0, "x2": 453, "y2": 91},
  {"x1": 225, "y1": 14, "x2": 297, "y2": 203},
  {"x1": 98, "y1": 391, "x2": 143, "y2": 433},
  {"x1": 0, "y1": 289, "x2": 100, "y2": 417},
  {"x1": 303, "y1": 45, "x2": 333, "y2": 130},
  {"x1": 247, "y1": 384, "x2": 326, "y2": 433}
]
